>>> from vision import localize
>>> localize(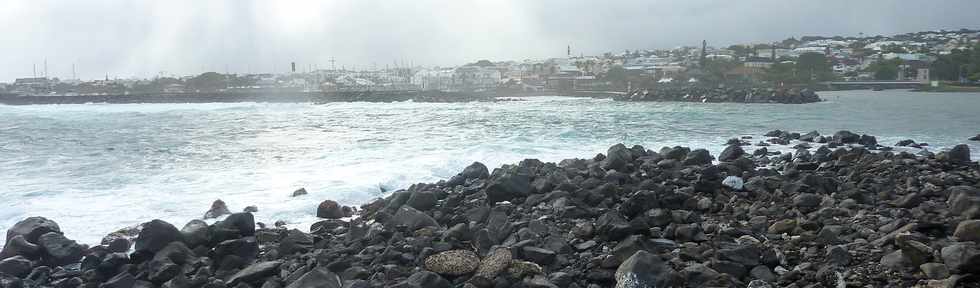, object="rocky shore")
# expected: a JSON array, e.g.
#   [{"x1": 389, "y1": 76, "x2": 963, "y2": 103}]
[
  {"x1": 2, "y1": 130, "x2": 978, "y2": 288},
  {"x1": 615, "y1": 86, "x2": 822, "y2": 104}
]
